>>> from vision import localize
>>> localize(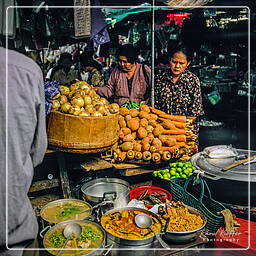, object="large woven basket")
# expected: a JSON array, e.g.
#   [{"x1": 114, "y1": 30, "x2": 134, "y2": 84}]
[
  {"x1": 170, "y1": 175, "x2": 225, "y2": 233},
  {"x1": 47, "y1": 111, "x2": 119, "y2": 153}
]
